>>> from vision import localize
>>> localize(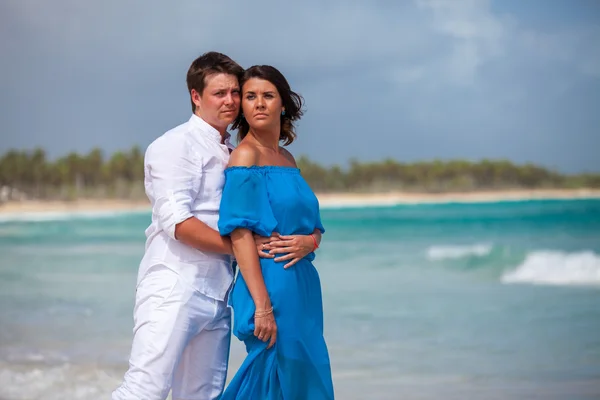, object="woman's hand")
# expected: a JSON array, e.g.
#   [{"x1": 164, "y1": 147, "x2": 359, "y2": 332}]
[{"x1": 254, "y1": 308, "x2": 277, "y2": 349}]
